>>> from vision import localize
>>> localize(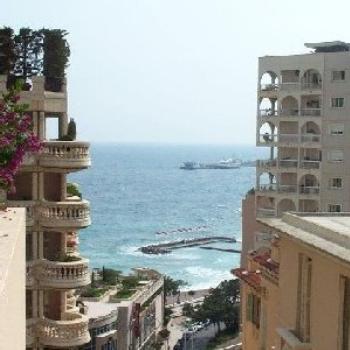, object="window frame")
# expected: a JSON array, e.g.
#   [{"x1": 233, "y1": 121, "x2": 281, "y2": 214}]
[
  {"x1": 330, "y1": 178, "x2": 343, "y2": 189},
  {"x1": 331, "y1": 97, "x2": 345, "y2": 108},
  {"x1": 332, "y1": 70, "x2": 346, "y2": 81},
  {"x1": 328, "y1": 204, "x2": 342, "y2": 213},
  {"x1": 328, "y1": 150, "x2": 344, "y2": 162}
]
